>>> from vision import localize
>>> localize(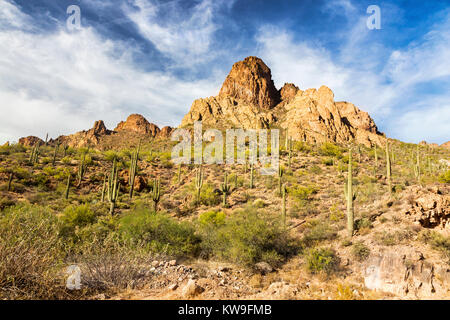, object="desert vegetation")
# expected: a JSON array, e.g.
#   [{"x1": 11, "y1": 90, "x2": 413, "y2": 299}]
[{"x1": 0, "y1": 133, "x2": 449, "y2": 300}]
